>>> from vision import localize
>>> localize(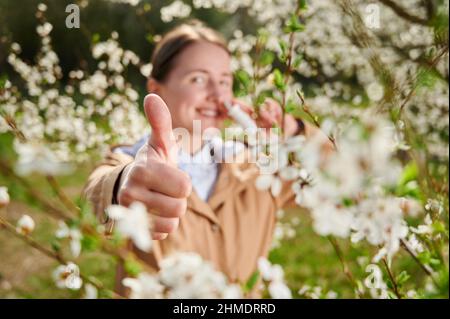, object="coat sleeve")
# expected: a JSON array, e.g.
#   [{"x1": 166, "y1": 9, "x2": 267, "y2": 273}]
[{"x1": 82, "y1": 149, "x2": 134, "y2": 233}]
